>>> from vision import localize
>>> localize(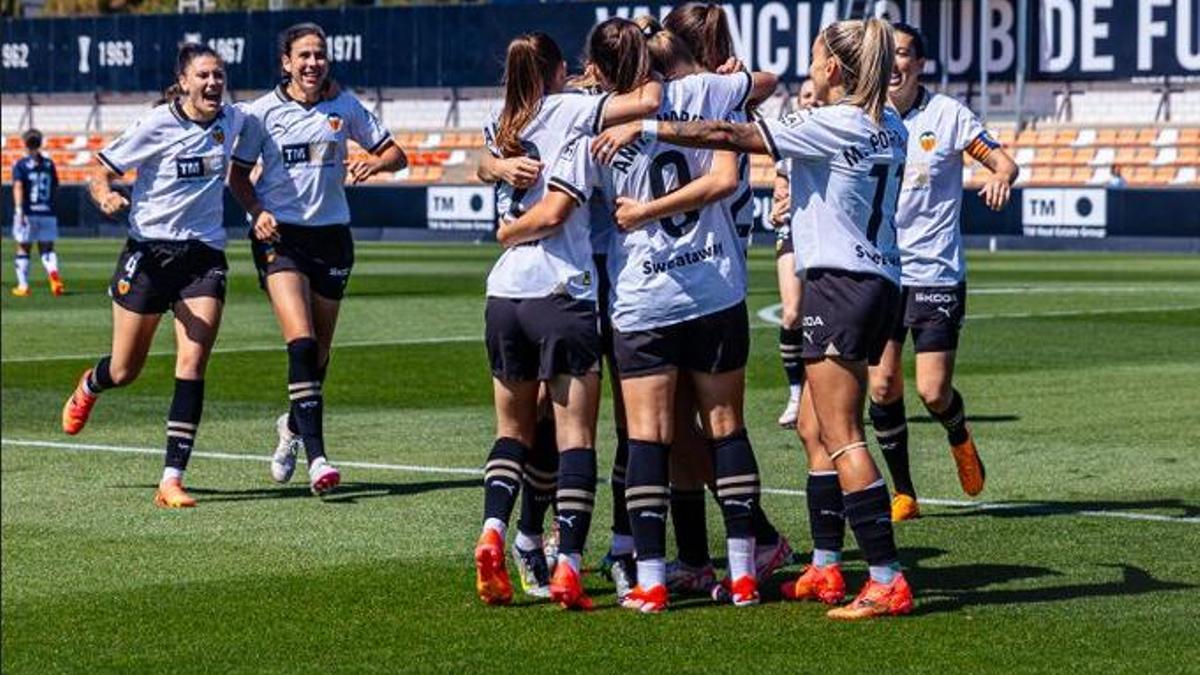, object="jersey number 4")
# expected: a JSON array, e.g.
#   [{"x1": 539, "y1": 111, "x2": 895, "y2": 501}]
[{"x1": 867, "y1": 162, "x2": 904, "y2": 245}]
